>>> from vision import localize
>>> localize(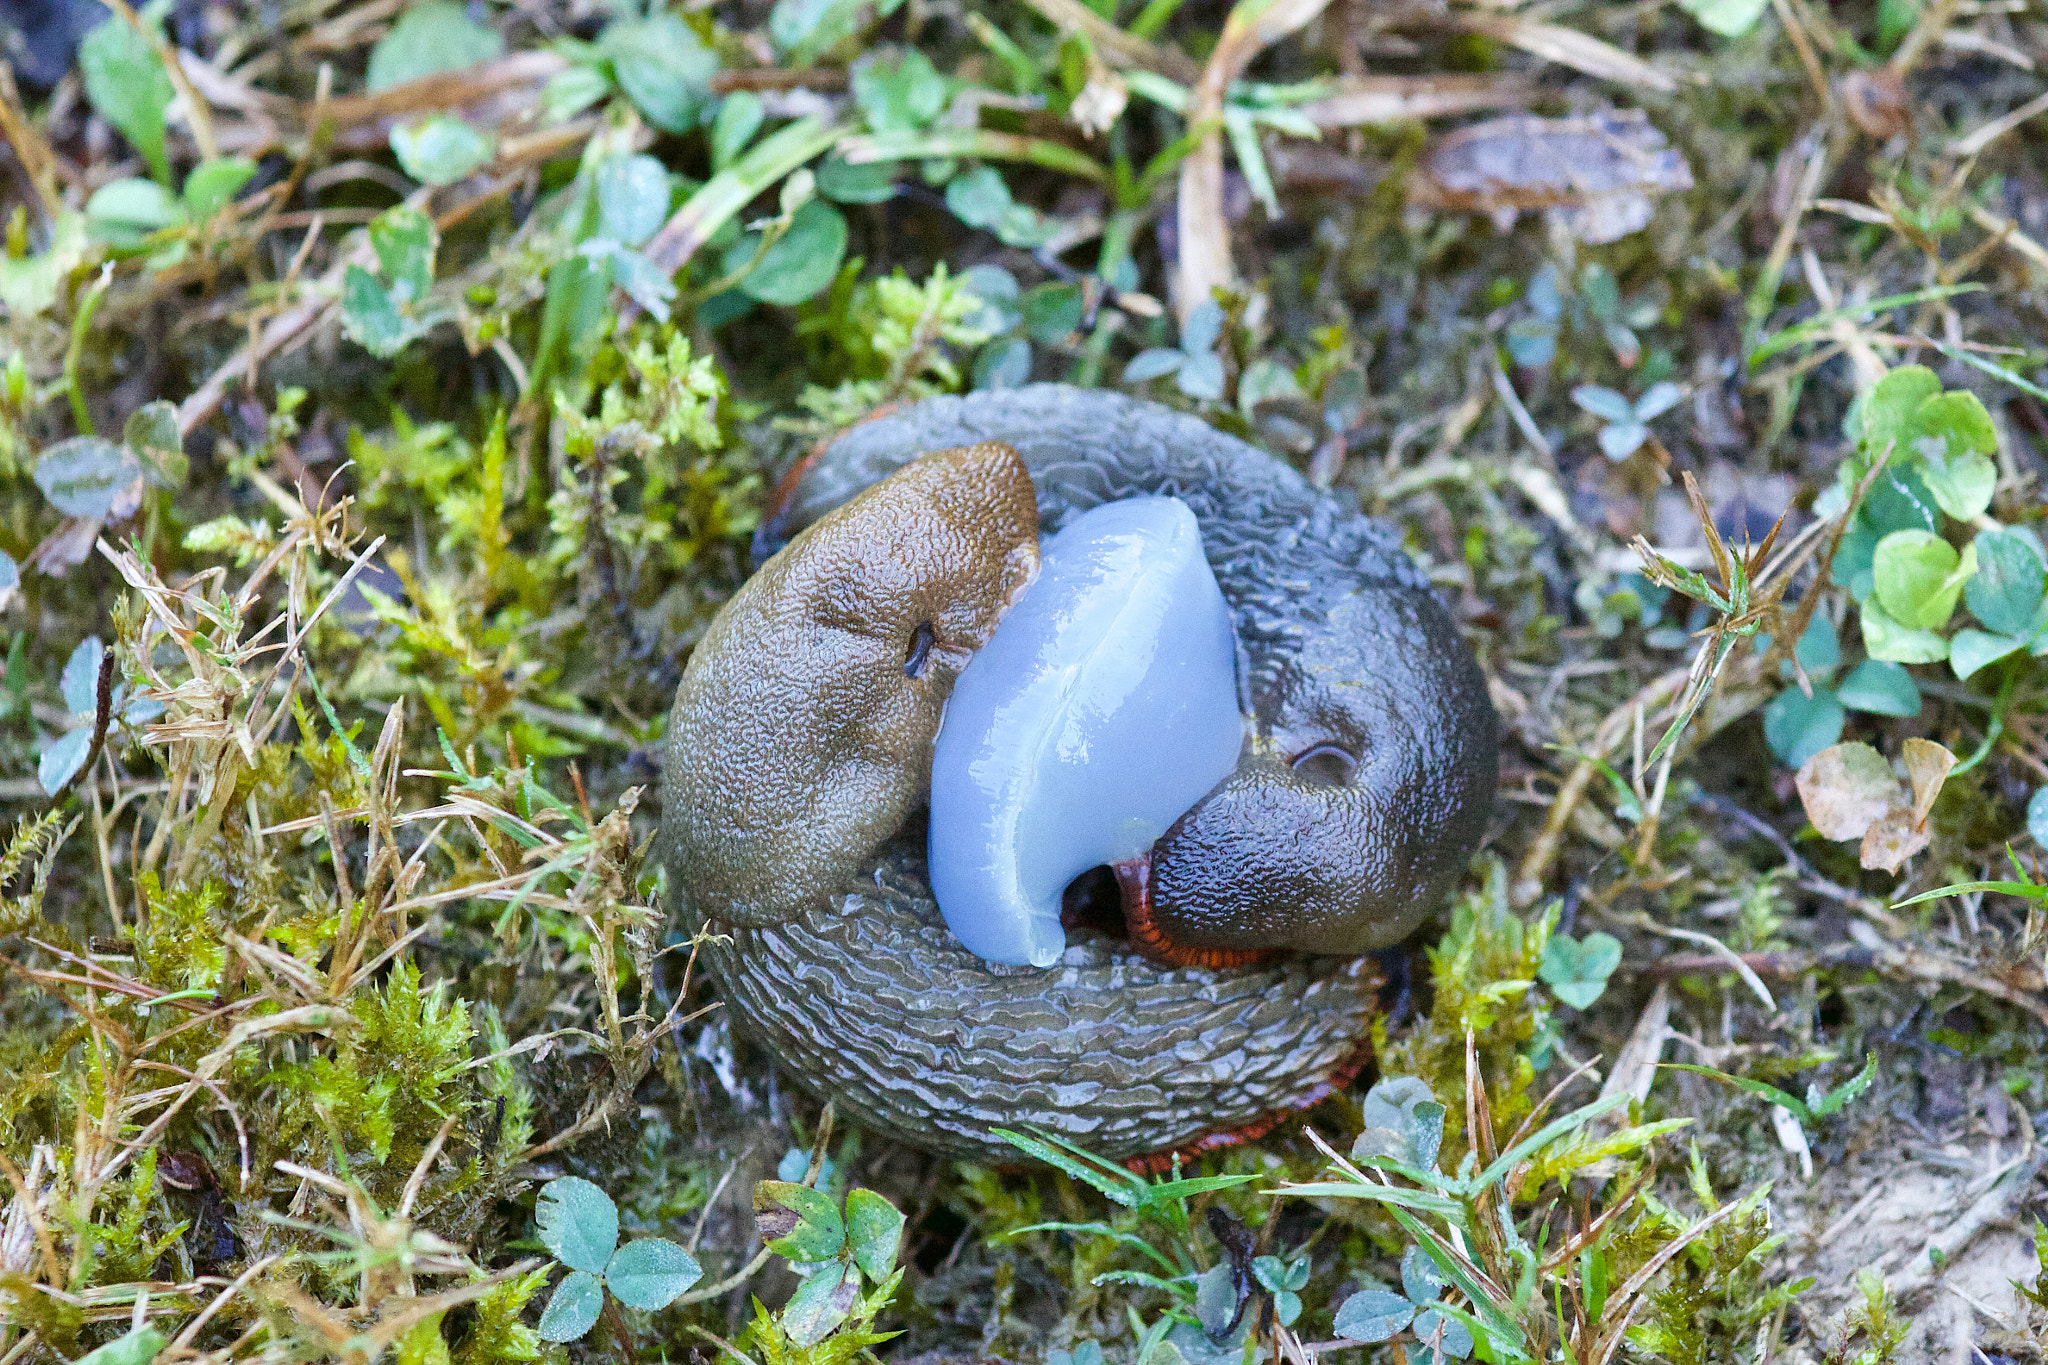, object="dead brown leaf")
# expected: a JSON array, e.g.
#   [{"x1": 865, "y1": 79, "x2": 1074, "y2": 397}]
[
  {"x1": 1410, "y1": 110, "x2": 1694, "y2": 245},
  {"x1": 1795, "y1": 742, "x2": 1898, "y2": 841},
  {"x1": 1839, "y1": 66, "x2": 1910, "y2": 140},
  {"x1": 1860, "y1": 805, "x2": 1932, "y2": 872},
  {"x1": 1903, "y1": 736, "x2": 1956, "y2": 826}
]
